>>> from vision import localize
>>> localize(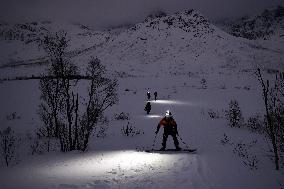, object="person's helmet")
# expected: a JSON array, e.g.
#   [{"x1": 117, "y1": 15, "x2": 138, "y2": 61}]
[{"x1": 165, "y1": 110, "x2": 172, "y2": 118}]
